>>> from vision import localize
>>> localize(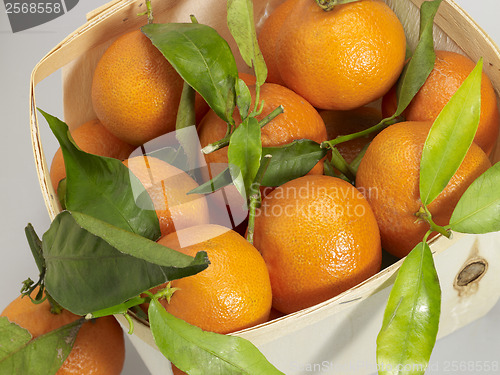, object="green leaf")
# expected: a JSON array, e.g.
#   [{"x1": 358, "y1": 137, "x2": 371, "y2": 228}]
[
  {"x1": 0, "y1": 317, "x2": 32, "y2": 359},
  {"x1": 261, "y1": 140, "x2": 327, "y2": 187},
  {"x1": 419, "y1": 59, "x2": 483, "y2": 206},
  {"x1": 227, "y1": 0, "x2": 267, "y2": 86},
  {"x1": 38, "y1": 109, "x2": 160, "y2": 241},
  {"x1": 228, "y1": 117, "x2": 262, "y2": 198},
  {"x1": 392, "y1": 0, "x2": 442, "y2": 117},
  {"x1": 188, "y1": 166, "x2": 234, "y2": 195},
  {"x1": 0, "y1": 316, "x2": 82, "y2": 375},
  {"x1": 142, "y1": 23, "x2": 239, "y2": 123},
  {"x1": 449, "y1": 161, "x2": 500, "y2": 233},
  {"x1": 88, "y1": 295, "x2": 148, "y2": 319},
  {"x1": 42, "y1": 211, "x2": 209, "y2": 315},
  {"x1": 349, "y1": 142, "x2": 370, "y2": 174},
  {"x1": 148, "y1": 299, "x2": 284, "y2": 375},
  {"x1": 56, "y1": 178, "x2": 67, "y2": 210},
  {"x1": 377, "y1": 242, "x2": 441, "y2": 375},
  {"x1": 176, "y1": 82, "x2": 196, "y2": 131},
  {"x1": 236, "y1": 78, "x2": 252, "y2": 120},
  {"x1": 25, "y1": 224, "x2": 45, "y2": 276}
]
